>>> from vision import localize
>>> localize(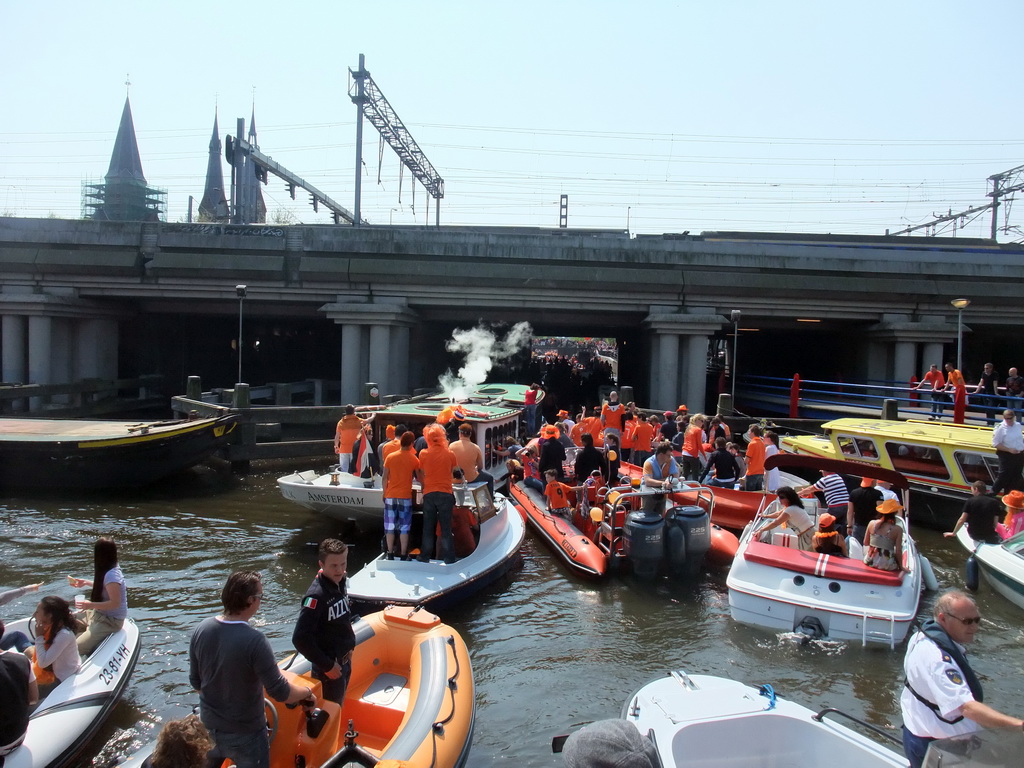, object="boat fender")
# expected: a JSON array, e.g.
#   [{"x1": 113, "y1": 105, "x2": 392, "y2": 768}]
[
  {"x1": 965, "y1": 555, "x2": 980, "y2": 592},
  {"x1": 920, "y1": 556, "x2": 939, "y2": 591}
]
